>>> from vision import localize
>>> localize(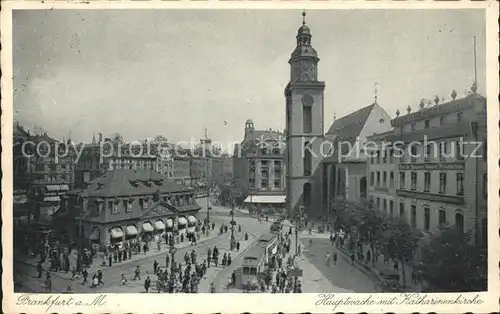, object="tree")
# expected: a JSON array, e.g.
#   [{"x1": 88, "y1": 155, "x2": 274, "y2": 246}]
[
  {"x1": 418, "y1": 226, "x2": 487, "y2": 292},
  {"x1": 383, "y1": 220, "x2": 422, "y2": 287}
]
